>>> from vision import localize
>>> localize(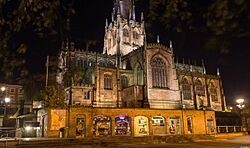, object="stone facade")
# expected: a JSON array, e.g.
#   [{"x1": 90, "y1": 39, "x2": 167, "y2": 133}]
[
  {"x1": 56, "y1": 0, "x2": 227, "y2": 112},
  {"x1": 44, "y1": 107, "x2": 216, "y2": 138},
  {"x1": 51, "y1": 0, "x2": 229, "y2": 138}
]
